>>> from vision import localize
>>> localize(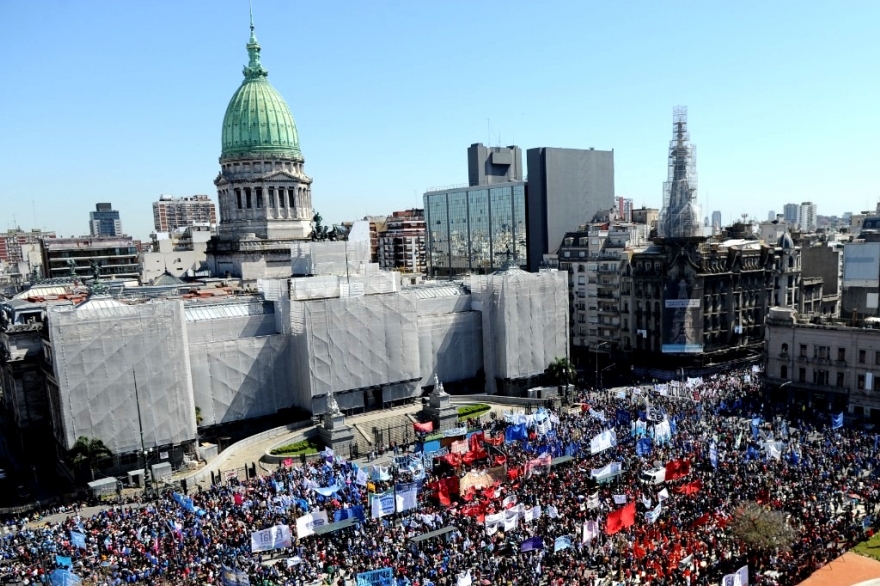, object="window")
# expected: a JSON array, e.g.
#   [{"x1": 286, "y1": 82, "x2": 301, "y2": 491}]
[
  {"x1": 798, "y1": 368, "x2": 806, "y2": 382},
  {"x1": 837, "y1": 372, "x2": 845, "y2": 387},
  {"x1": 858, "y1": 375, "x2": 865, "y2": 389},
  {"x1": 800, "y1": 344, "x2": 807, "y2": 358},
  {"x1": 781, "y1": 343, "x2": 789, "y2": 356},
  {"x1": 815, "y1": 346, "x2": 829, "y2": 360},
  {"x1": 838, "y1": 348, "x2": 846, "y2": 362},
  {"x1": 875, "y1": 351, "x2": 880, "y2": 365},
  {"x1": 780, "y1": 365, "x2": 788, "y2": 379},
  {"x1": 860, "y1": 350, "x2": 867, "y2": 364}
]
